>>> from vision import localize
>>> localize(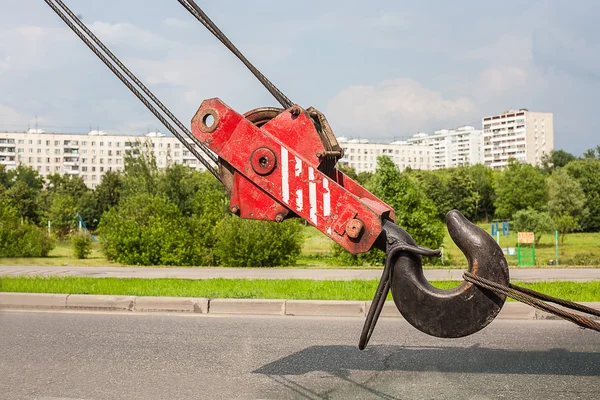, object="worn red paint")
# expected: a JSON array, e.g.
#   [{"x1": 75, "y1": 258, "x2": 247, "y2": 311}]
[{"x1": 192, "y1": 99, "x2": 395, "y2": 254}]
